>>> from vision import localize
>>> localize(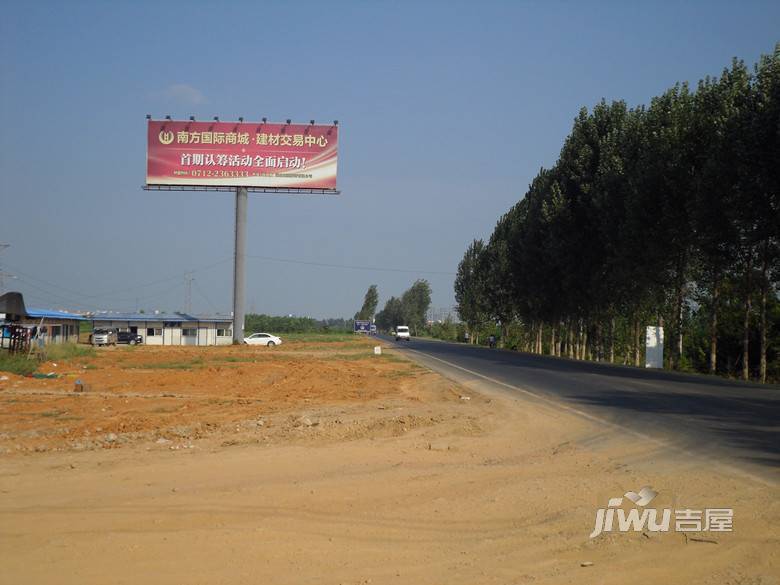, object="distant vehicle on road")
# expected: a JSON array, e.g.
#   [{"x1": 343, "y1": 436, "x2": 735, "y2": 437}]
[
  {"x1": 117, "y1": 331, "x2": 143, "y2": 345},
  {"x1": 244, "y1": 332, "x2": 282, "y2": 346},
  {"x1": 92, "y1": 328, "x2": 117, "y2": 346},
  {"x1": 395, "y1": 326, "x2": 411, "y2": 341}
]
